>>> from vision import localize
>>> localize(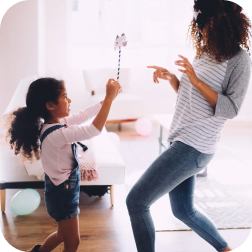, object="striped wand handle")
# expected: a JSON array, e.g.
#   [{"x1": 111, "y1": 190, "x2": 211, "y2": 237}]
[{"x1": 117, "y1": 46, "x2": 121, "y2": 82}]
